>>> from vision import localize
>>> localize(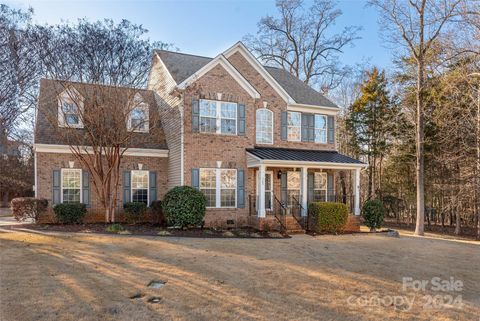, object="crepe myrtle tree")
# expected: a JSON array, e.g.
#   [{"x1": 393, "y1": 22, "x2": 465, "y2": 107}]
[{"x1": 30, "y1": 18, "x2": 170, "y2": 222}]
